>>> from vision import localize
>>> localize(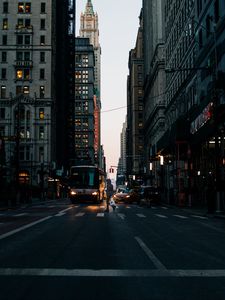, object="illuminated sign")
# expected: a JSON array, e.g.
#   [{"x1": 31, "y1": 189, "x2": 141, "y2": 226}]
[{"x1": 190, "y1": 102, "x2": 213, "y2": 134}]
